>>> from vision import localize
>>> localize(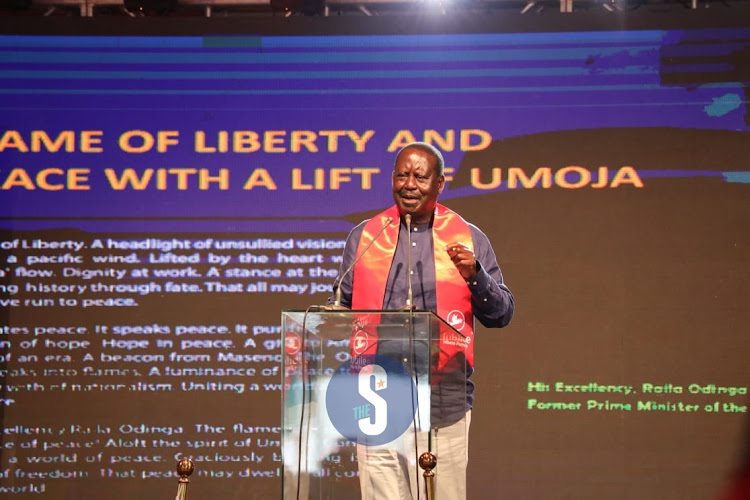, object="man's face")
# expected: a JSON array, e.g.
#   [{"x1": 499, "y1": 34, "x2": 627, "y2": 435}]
[{"x1": 392, "y1": 147, "x2": 445, "y2": 224}]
